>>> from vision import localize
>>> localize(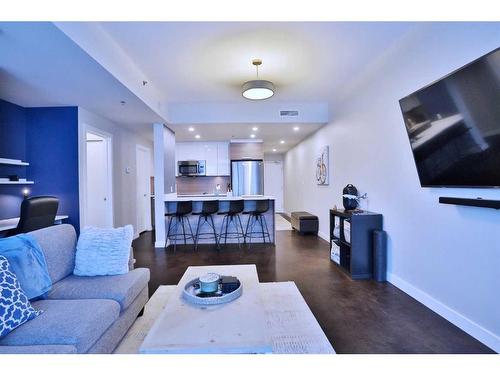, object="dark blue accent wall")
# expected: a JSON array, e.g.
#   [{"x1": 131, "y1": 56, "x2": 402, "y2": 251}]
[
  {"x1": 26, "y1": 107, "x2": 80, "y2": 230},
  {"x1": 0, "y1": 99, "x2": 28, "y2": 219},
  {"x1": 0, "y1": 99, "x2": 79, "y2": 231}
]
